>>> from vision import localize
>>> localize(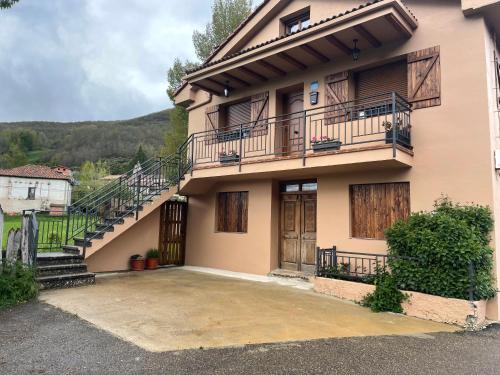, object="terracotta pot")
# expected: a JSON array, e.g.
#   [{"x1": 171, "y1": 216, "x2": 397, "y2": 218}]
[
  {"x1": 130, "y1": 258, "x2": 145, "y2": 271},
  {"x1": 146, "y1": 257, "x2": 159, "y2": 270}
]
